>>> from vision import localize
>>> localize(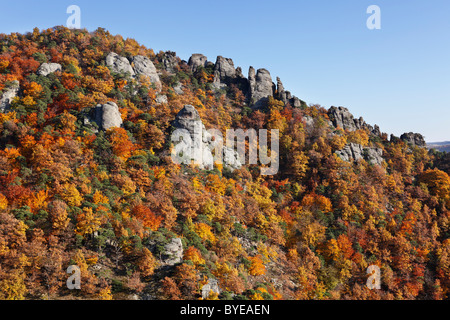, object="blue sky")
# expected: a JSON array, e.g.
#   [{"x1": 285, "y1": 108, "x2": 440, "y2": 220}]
[{"x1": 1, "y1": 0, "x2": 449, "y2": 142}]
